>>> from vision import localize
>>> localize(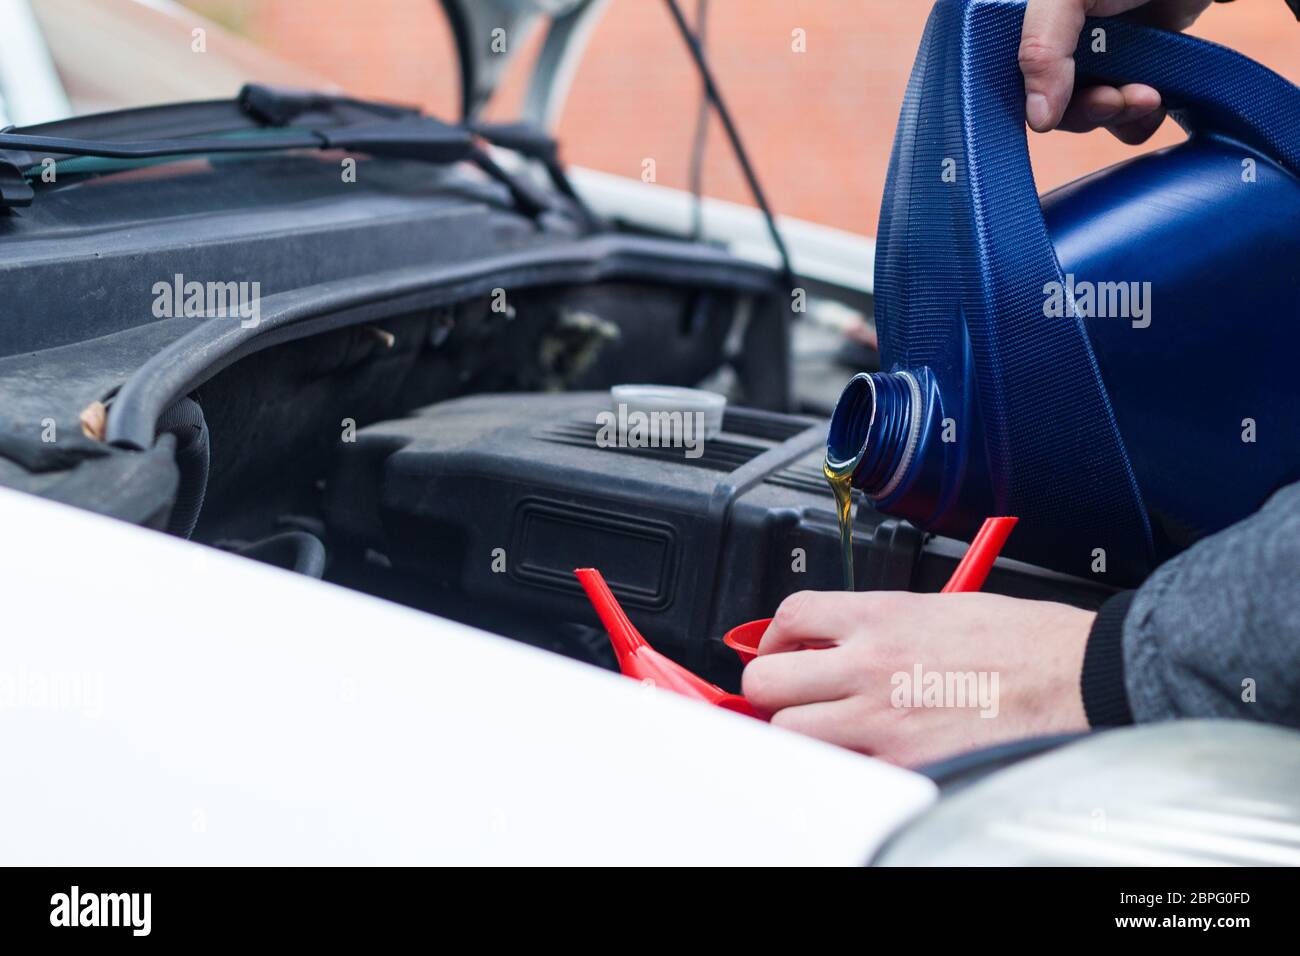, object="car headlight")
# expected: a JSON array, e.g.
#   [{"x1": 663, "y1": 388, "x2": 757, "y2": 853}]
[{"x1": 874, "y1": 720, "x2": 1300, "y2": 866}]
